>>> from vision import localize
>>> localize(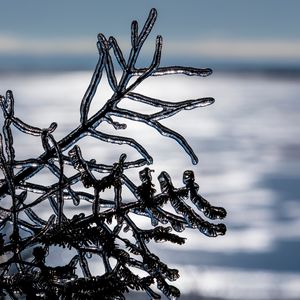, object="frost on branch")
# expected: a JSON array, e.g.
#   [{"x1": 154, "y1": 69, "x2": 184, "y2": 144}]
[{"x1": 0, "y1": 8, "x2": 226, "y2": 300}]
